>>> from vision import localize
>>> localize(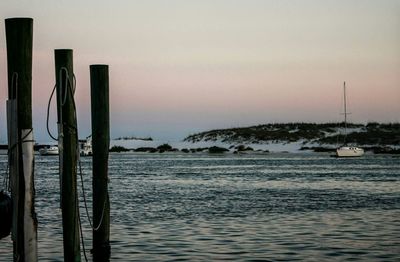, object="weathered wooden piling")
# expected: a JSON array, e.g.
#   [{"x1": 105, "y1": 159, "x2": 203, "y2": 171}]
[
  {"x1": 54, "y1": 49, "x2": 81, "y2": 262},
  {"x1": 5, "y1": 17, "x2": 38, "y2": 262},
  {"x1": 90, "y1": 65, "x2": 110, "y2": 261}
]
